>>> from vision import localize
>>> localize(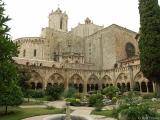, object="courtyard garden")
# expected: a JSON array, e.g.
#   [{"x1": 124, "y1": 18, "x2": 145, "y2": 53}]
[
  {"x1": 1, "y1": 83, "x2": 160, "y2": 120},
  {"x1": 0, "y1": 107, "x2": 65, "y2": 120}
]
